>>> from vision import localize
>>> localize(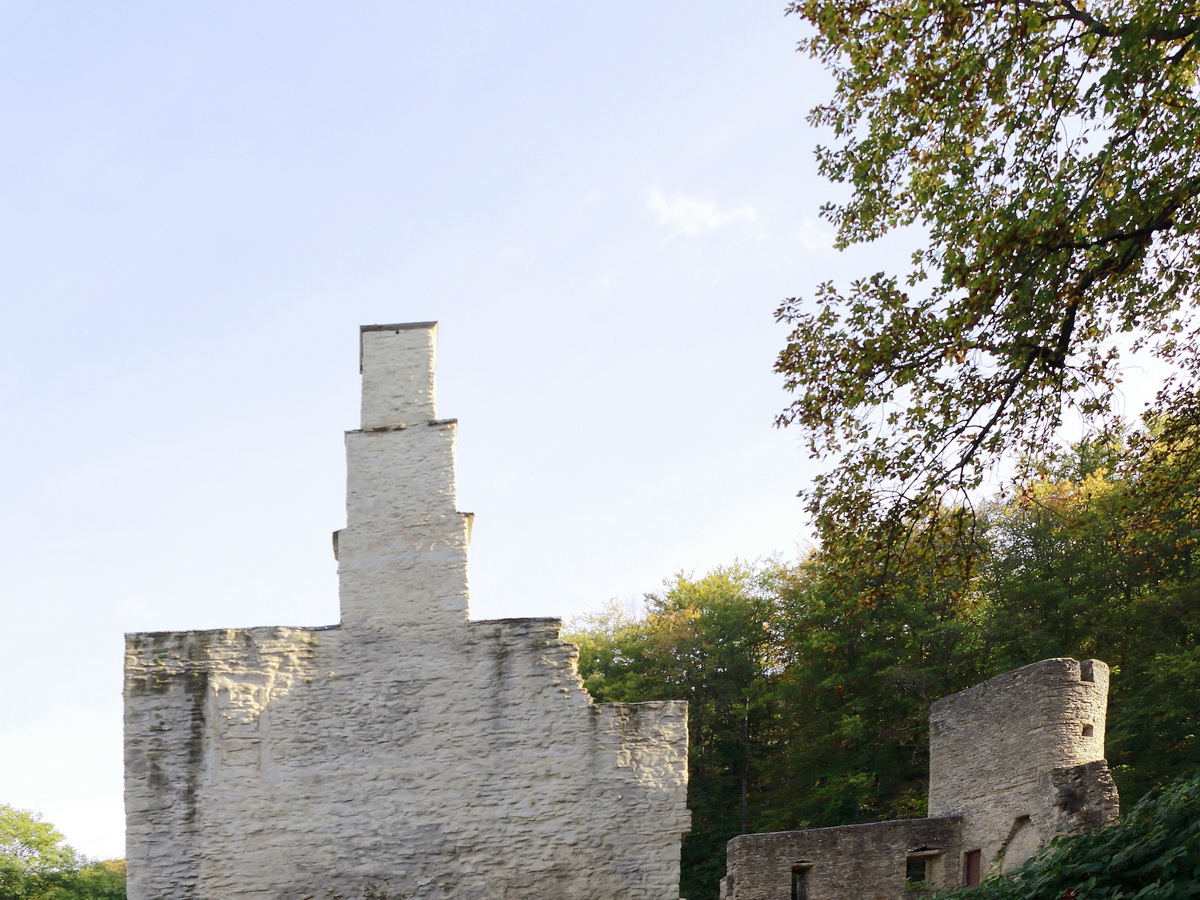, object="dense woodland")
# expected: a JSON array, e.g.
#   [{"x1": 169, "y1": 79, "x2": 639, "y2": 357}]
[
  {"x1": 566, "y1": 434, "x2": 1200, "y2": 900},
  {"x1": 744, "y1": 0, "x2": 1200, "y2": 893}
]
